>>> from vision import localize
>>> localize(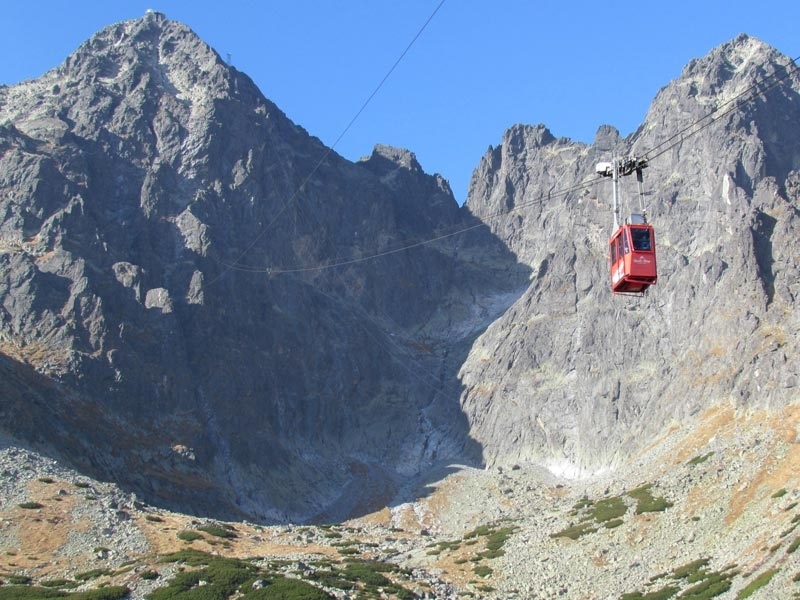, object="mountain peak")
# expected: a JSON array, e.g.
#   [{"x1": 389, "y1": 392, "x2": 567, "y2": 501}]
[
  {"x1": 56, "y1": 11, "x2": 230, "y2": 97},
  {"x1": 360, "y1": 144, "x2": 423, "y2": 173},
  {"x1": 1, "y1": 19, "x2": 799, "y2": 538},
  {"x1": 676, "y1": 34, "x2": 793, "y2": 100},
  {"x1": 0, "y1": 10, "x2": 251, "y2": 150}
]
